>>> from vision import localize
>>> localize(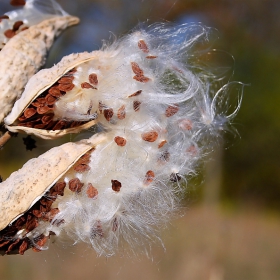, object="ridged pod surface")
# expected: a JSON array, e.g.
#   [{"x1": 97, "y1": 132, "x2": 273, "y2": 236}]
[{"x1": 0, "y1": 0, "x2": 79, "y2": 123}]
